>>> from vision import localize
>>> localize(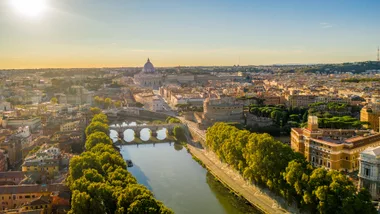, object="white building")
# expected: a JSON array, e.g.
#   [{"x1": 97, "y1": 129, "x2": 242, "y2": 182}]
[{"x1": 358, "y1": 146, "x2": 380, "y2": 200}]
